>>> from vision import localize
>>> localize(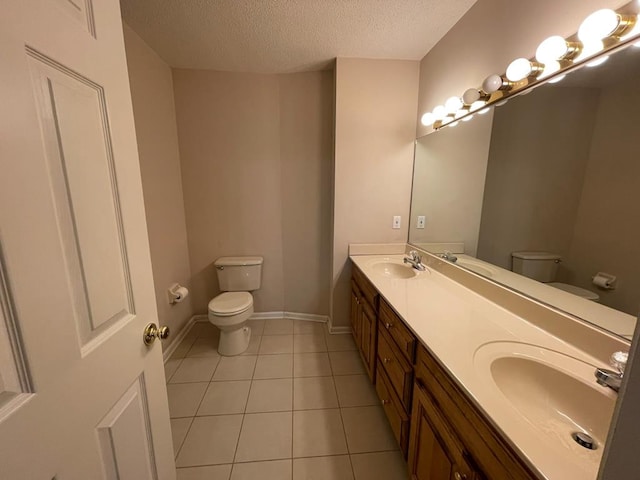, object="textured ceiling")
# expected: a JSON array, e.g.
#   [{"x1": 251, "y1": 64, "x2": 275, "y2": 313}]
[{"x1": 120, "y1": 0, "x2": 476, "y2": 73}]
